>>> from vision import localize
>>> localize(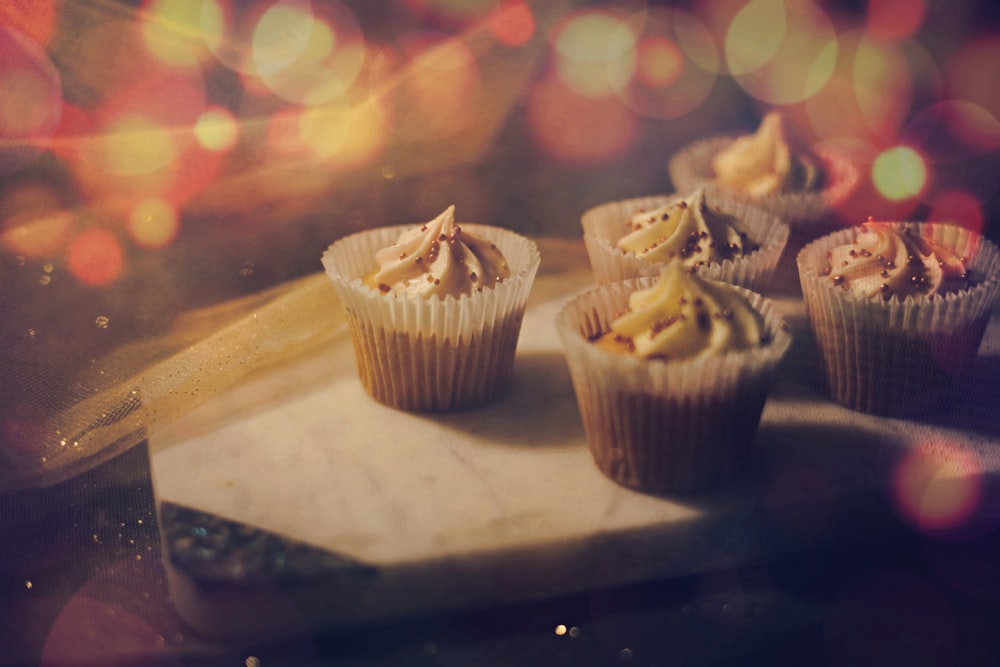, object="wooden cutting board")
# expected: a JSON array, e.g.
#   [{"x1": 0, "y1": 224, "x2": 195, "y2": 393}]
[{"x1": 149, "y1": 240, "x2": 1000, "y2": 641}]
